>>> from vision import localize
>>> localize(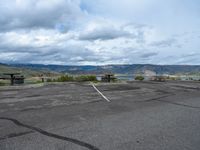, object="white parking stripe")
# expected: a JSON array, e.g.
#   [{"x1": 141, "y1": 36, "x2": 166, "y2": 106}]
[{"x1": 91, "y1": 84, "x2": 110, "y2": 102}]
